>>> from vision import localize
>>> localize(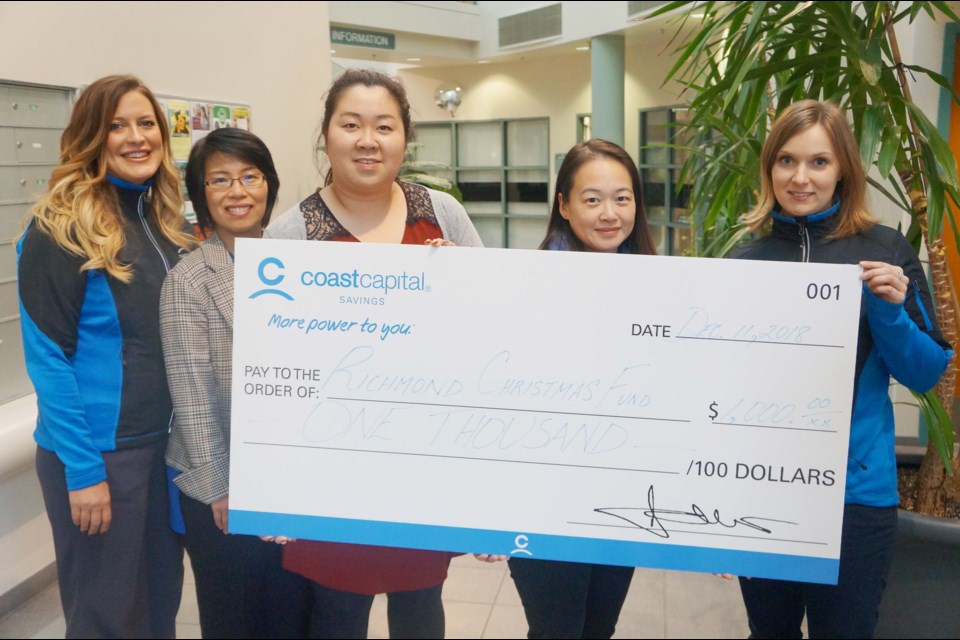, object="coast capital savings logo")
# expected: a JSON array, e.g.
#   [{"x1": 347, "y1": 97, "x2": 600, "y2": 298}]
[
  {"x1": 249, "y1": 256, "x2": 294, "y2": 301},
  {"x1": 510, "y1": 534, "x2": 533, "y2": 556}
]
